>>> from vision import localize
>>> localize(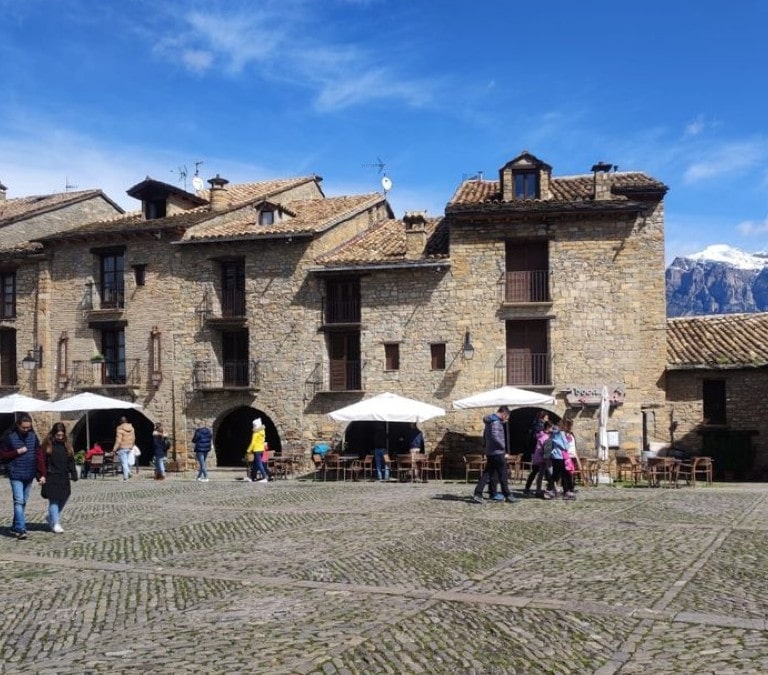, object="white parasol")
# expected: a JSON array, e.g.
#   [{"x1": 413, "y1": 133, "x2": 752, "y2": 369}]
[
  {"x1": 452, "y1": 385, "x2": 555, "y2": 410},
  {"x1": 597, "y1": 385, "x2": 610, "y2": 461},
  {"x1": 329, "y1": 392, "x2": 445, "y2": 423},
  {"x1": 0, "y1": 393, "x2": 53, "y2": 413},
  {"x1": 47, "y1": 392, "x2": 142, "y2": 450}
]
